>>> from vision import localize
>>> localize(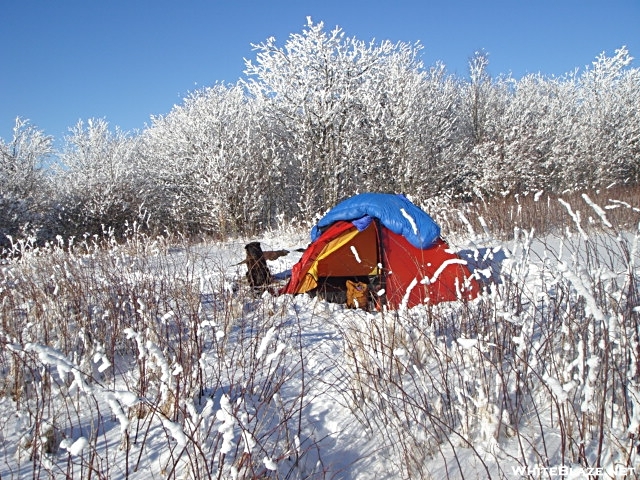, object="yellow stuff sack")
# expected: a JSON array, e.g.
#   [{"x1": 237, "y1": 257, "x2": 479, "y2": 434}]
[{"x1": 346, "y1": 280, "x2": 369, "y2": 310}]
